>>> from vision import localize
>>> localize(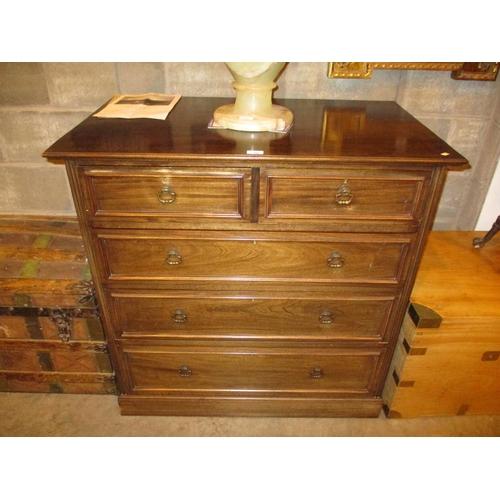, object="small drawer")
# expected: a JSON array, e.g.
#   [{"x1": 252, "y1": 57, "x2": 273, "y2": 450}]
[
  {"x1": 98, "y1": 231, "x2": 412, "y2": 284},
  {"x1": 109, "y1": 292, "x2": 397, "y2": 341},
  {"x1": 123, "y1": 347, "x2": 383, "y2": 395},
  {"x1": 262, "y1": 169, "x2": 428, "y2": 224},
  {"x1": 82, "y1": 167, "x2": 251, "y2": 220}
]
